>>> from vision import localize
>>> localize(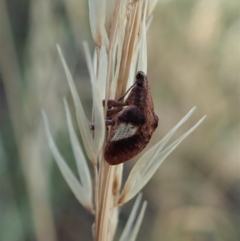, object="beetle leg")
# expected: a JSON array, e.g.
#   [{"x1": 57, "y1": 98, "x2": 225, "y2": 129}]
[
  {"x1": 105, "y1": 119, "x2": 115, "y2": 126},
  {"x1": 90, "y1": 119, "x2": 116, "y2": 130},
  {"x1": 106, "y1": 107, "x2": 123, "y2": 118},
  {"x1": 103, "y1": 99, "x2": 127, "y2": 108}
]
